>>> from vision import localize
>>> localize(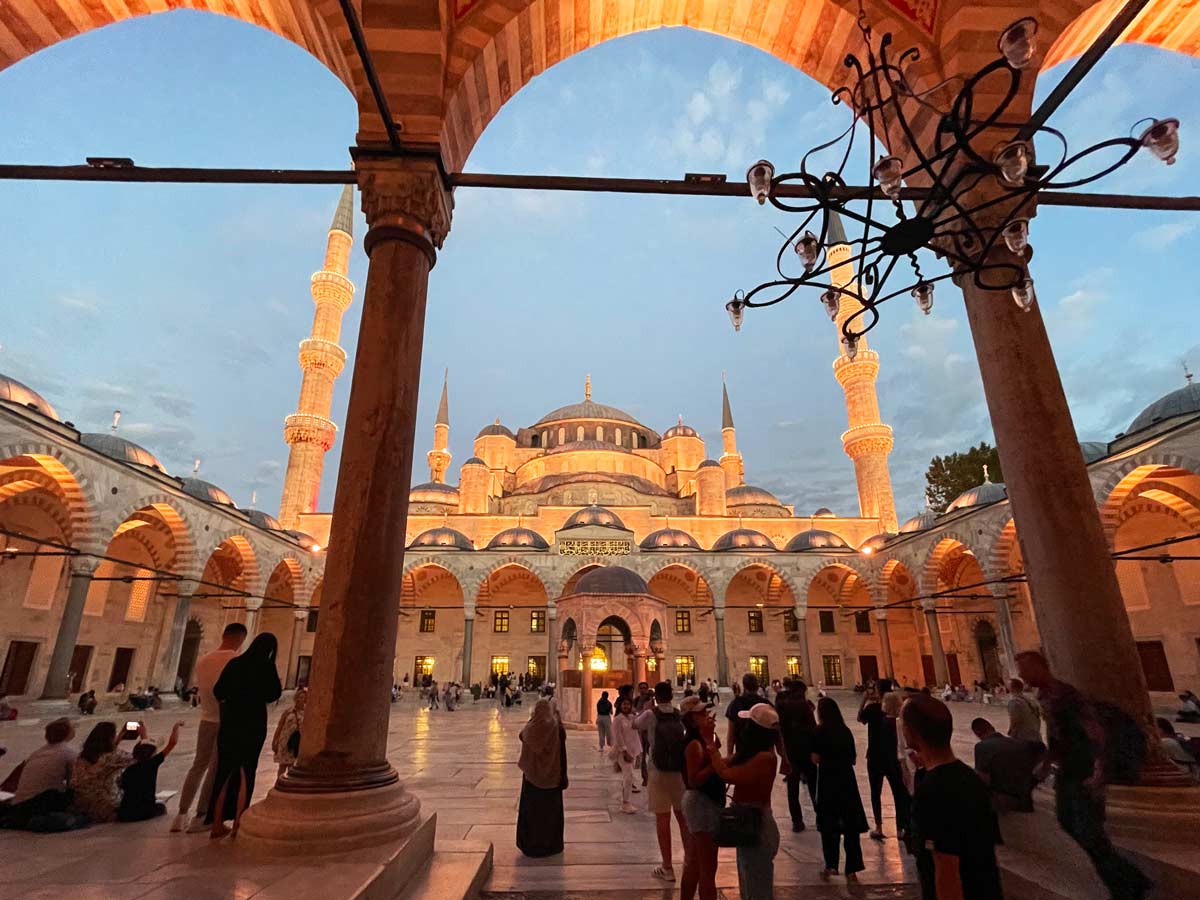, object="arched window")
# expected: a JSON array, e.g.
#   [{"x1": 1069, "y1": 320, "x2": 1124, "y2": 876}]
[
  {"x1": 576, "y1": 425, "x2": 585, "y2": 441},
  {"x1": 558, "y1": 427, "x2": 565, "y2": 445},
  {"x1": 125, "y1": 569, "x2": 155, "y2": 622},
  {"x1": 615, "y1": 427, "x2": 622, "y2": 445},
  {"x1": 530, "y1": 433, "x2": 541, "y2": 448},
  {"x1": 541, "y1": 430, "x2": 549, "y2": 447},
  {"x1": 596, "y1": 425, "x2": 604, "y2": 441}
]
